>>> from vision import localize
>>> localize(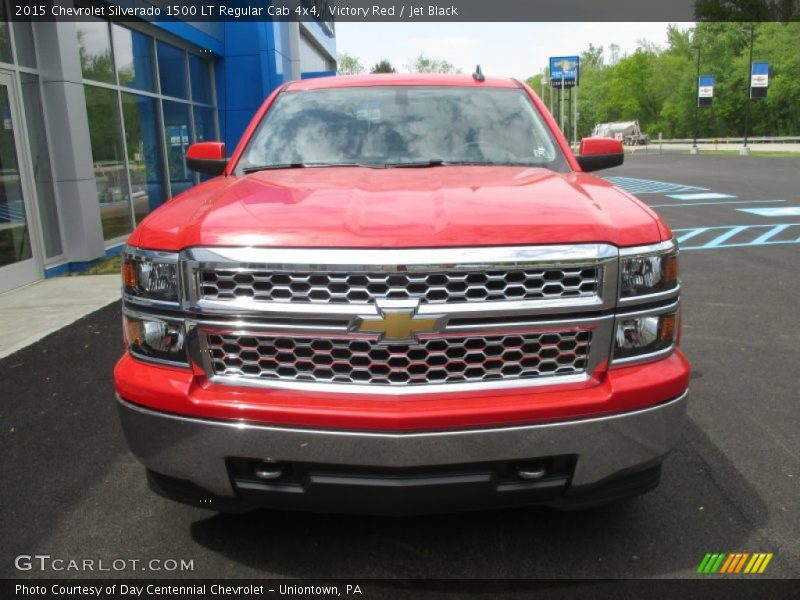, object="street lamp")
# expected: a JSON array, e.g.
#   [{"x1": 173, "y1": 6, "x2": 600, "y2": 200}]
[
  {"x1": 741, "y1": 25, "x2": 755, "y2": 155},
  {"x1": 691, "y1": 43, "x2": 701, "y2": 155}
]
